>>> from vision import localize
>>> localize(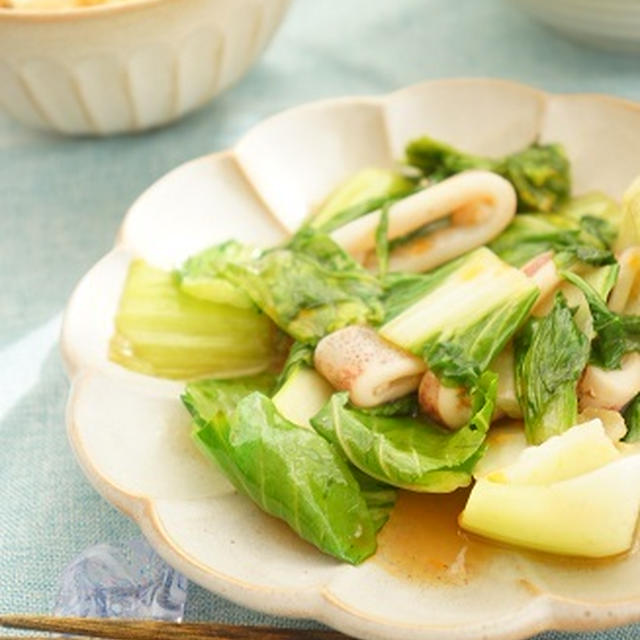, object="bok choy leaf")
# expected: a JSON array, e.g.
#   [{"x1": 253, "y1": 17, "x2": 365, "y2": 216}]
[
  {"x1": 311, "y1": 373, "x2": 496, "y2": 493},
  {"x1": 177, "y1": 241, "x2": 256, "y2": 308},
  {"x1": 183, "y1": 380, "x2": 381, "y2": 564},
  {"x1": 379, "y1": 248, "x2": 539, "y2": 388},
  {"x1": 514, "y1": 293, "x2": 590, "y2": 445},
  {"x1": 489, "y1": 206, "x2": 617, "y2": 269},
  {"x1": 406, "y1": 136, "x2": 570, "y2": 212},
  {"x1": 219, "y1": 229, "x2": 384, "y2": 344},
  {"x1": 109, "y1": 260, "x2": 278, "y2": 379}
]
